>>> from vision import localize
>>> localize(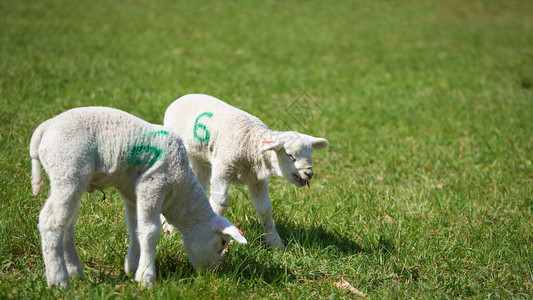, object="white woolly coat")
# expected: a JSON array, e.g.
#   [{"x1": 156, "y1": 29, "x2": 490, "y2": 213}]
[
  {"x1": 164, "y1": 96, "x2": 275, "y2": 185},
  {"x1": 30, "y1": 107, "x2": 246, "y2": 288},
  {"x1": 163, "y1": 94, "x2": 329, "y2": 249}
]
